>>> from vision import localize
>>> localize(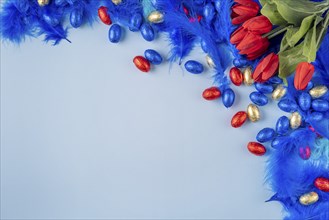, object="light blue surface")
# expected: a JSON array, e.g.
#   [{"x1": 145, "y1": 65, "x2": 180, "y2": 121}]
[{"x1": 1, "y1": 24, "x2": 283, "y2": 219}]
